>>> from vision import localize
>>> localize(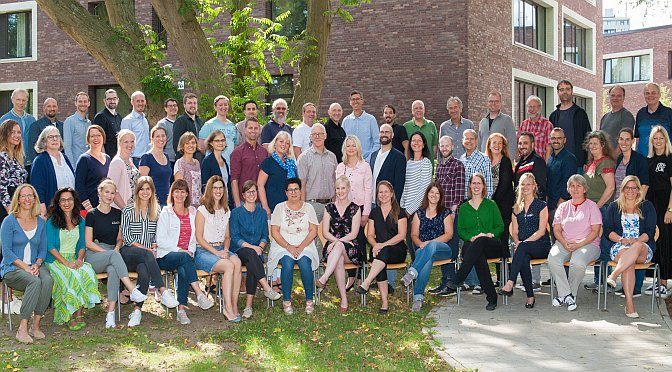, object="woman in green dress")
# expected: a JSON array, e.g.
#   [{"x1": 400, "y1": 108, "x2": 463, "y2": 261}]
[{"x1": 45, "y1": 187, "x2": 101, "y2": 329}]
